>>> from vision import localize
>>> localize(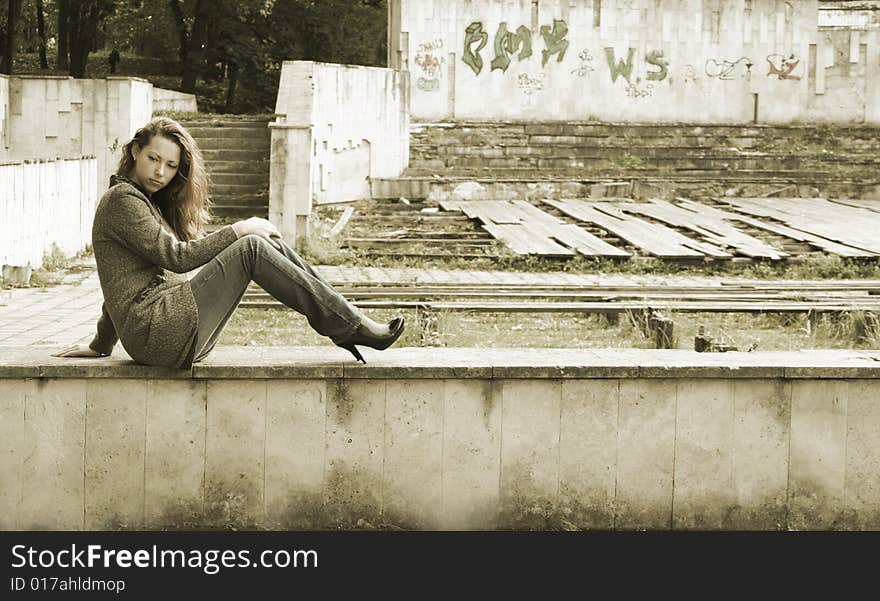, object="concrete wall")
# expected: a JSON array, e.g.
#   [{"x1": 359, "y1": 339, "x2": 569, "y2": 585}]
[
  {"x1": 152, "y1": 87, "x2": 198, "y2": 113},
  {"x1": 270, "y1": 61, "x2": 410, "y2": 241},
  {"x1": 0, "y1": 75, "x2": 8, "y2": 152},
  {"x1": 0, "y1": 75, "x2": 153, "y2": 195},
  {"x1": 2, "y1": 346, "x2": 879, "y2": 531},
  {"x1": 0, "y1": 157, "x2": 98, "y2": 269},
  {"x1": 393, "y1": 0, "x2": 880, "y2": 124}
]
